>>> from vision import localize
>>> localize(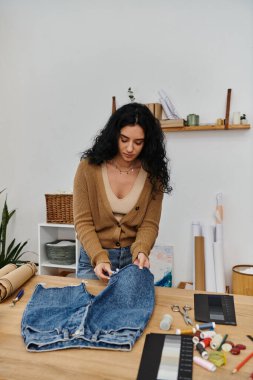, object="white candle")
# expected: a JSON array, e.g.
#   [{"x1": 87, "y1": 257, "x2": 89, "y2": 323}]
[{"x1": 233, "y1": 112, "x2": 241, "y2": 125}]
